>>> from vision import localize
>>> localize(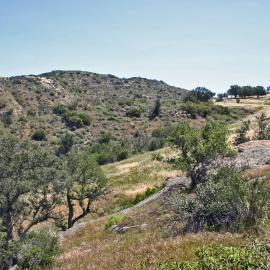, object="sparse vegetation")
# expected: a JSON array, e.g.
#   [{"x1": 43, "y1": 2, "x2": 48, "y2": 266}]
[{"x1": 0, "y1": 72, "x2": 270, "y2": 270}]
